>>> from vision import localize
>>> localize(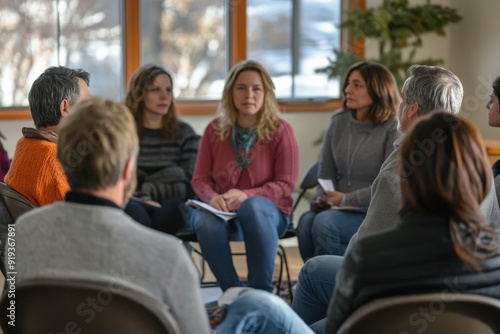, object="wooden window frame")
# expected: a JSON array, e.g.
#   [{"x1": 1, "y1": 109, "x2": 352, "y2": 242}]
[{"x1": 0, "y1": 0, "x2": 364, "y2": 120}]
